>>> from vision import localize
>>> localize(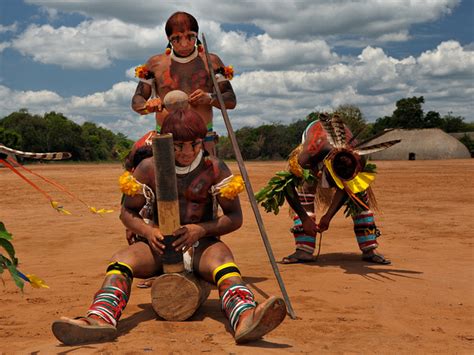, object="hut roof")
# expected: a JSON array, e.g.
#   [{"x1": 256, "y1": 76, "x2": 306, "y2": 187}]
[{"x1": 362, "y1": 128, "x2": 470, "y2": 160}]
